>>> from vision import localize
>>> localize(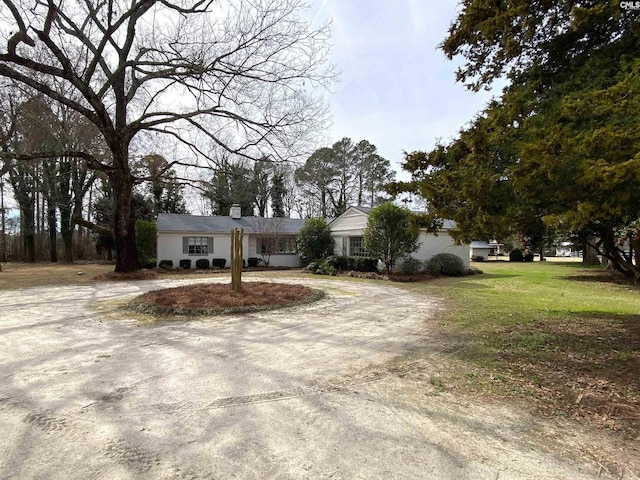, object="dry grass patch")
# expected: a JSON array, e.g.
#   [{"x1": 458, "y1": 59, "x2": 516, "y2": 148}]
[
  {"x1": 129, "y1": 281, "x2": 323, "y2": 316},
  {"x1": 398, "y1": 262, "x2": 640, "y2": 438},
  {"x1": 0, "y1": 262, "x2": 115, "y2": 290}
]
